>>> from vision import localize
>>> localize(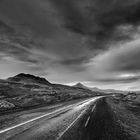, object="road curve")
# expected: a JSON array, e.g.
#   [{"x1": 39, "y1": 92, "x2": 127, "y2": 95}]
[{"x1": 0, "y1": 96, "x2": 102, "y2": 140}]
